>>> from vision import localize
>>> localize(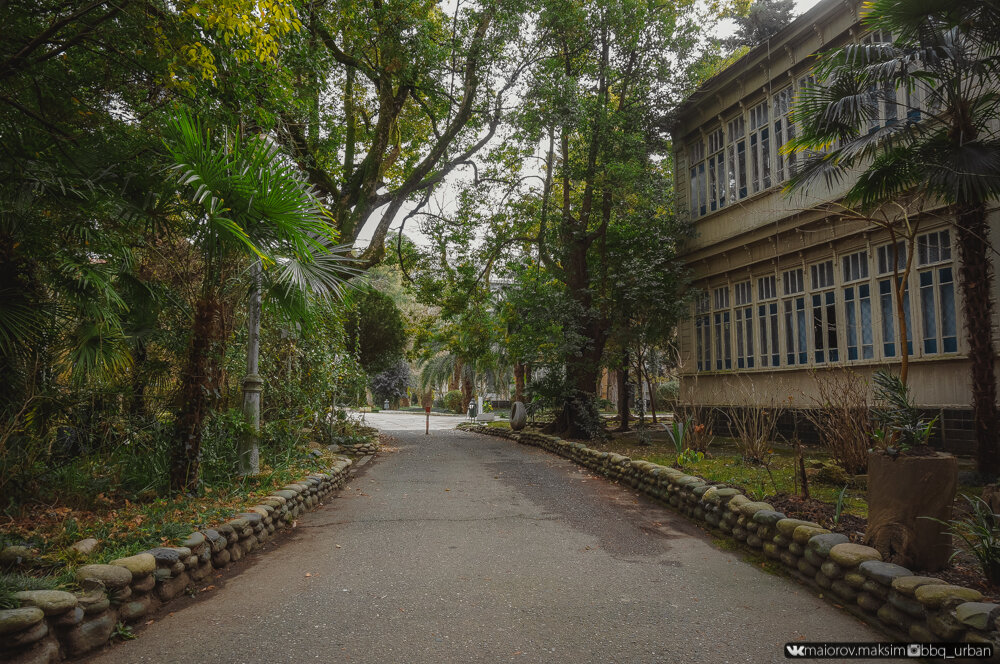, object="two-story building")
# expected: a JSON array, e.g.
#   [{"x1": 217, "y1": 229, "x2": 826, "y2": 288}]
[{"x1": 672, "y1": 0, "x2": 999, "y2": 452}]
